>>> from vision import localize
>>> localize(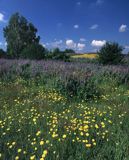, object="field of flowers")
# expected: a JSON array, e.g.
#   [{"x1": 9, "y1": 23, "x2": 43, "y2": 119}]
[
  {"x1": 71, "y1": 54, "x2": 98, "y2": 59},
  {"x1": 0, "y1": 59, "x2": 129, "y2": 160}
]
